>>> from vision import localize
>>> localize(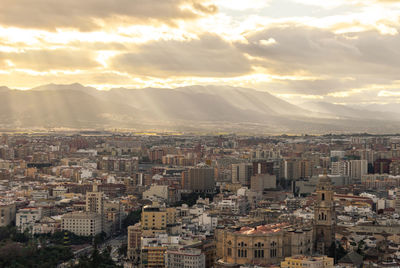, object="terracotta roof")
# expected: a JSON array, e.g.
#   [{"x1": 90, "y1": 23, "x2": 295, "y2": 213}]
[{"x1": 236, "y1": 223, "x2": 290, "y2": 235}]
